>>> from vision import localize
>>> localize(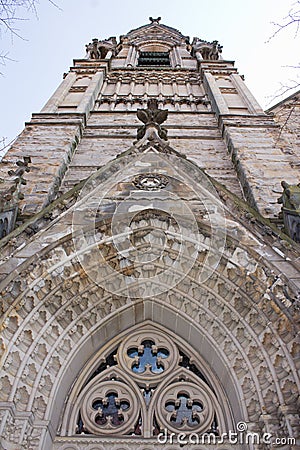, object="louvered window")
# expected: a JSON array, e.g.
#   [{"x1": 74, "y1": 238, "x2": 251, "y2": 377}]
[{"x1": 138, "y1": 51, "x2": 170, "y2": 66}]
